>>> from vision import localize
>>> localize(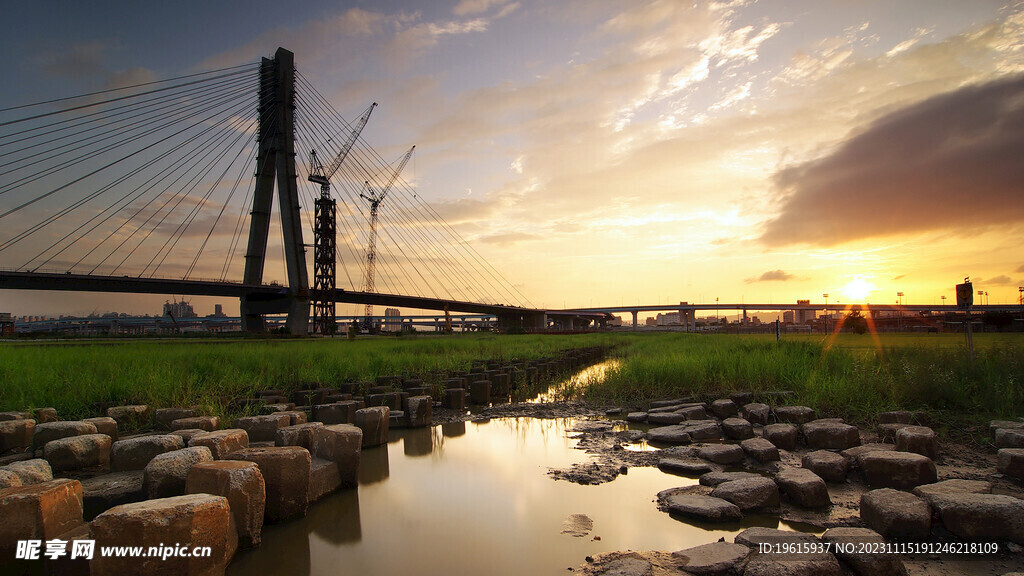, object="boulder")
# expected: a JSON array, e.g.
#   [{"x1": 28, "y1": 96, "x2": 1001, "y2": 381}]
[
  {"x1": 860, "y1": 488, "x2": 931, "y2": 541},
  {"x1": 662, "y1": 492, "x2": 743, "y2": 523},
  {"x1": 990, "y1": 419, "x2": 1024, "y2": 438},
  {"x1": 110, "y1": 435, "x2": 185, "y2": 471},
  {"x1": 625, "y1": 412, "x2": 648, "y2": 423},
  {"x1": 841, "y1": 443, "x2": 894, "y2": 465},
  {"x1": 730, "y1": 392, "x2": 753, "y2": 406},
  {"x1": 995, "y1": 428, "x2": 1024, "y2": 449},
  {"x1": 711, "y1": 477, "x2": 780, "y2": 512},
  {"x1": 775, "y1": 467, "x2": 830, "y2": 508},
  {"x1": 895, "y1": 426, "x2": 937, "y2": 459},
  {"x1": 274, "y1": 422, "x2": 324, "y2": 449},
  {"x1": 0, "y1": 478, "x2": 84, "y2": 553},
  {"x1": 233, "y1": 413, "x2": 291, "y2": 443},
  {"x1": 742, "y1": 403, "x2": 770, "y2": 425},
  {"x1": 801, "y1": 450, "x2": 848, "y2": 482},
  {"x1": 0, "y1": 411, "x2": 31, "y2": 421},
  {"x1": 774, "y1": 406, "x2": 816, "y2": 425},
  {"x1": 657, "y1": 458, "x2": 712, "y2": 476},
  {"x1": 672, "y1": 541, "x2": 751, "y2": 575},
  {"x1": 763, "y1": 423, "x2": 798, "y2": 450},
  {"x1": 80, "y1": 471, "x2": 145, "y2": 520},
  {"x1": 154, "y1": 408, "x2": 199, "y2": 429},
  {"x1": 721, "y1": 418, "x2": 754, "y2": 440},
  {"x1": 734, "y1": 527, "x2": 820, "y2": 548},
  {"x1": 877, "y1": 423, "x2": 911, "y2": 443},
  {"x1": 803, "y1": 419, "x2": 860, "y2": 450},
  {"x1": 171, "y1": 416, "x2": 219, "y2": 432},
  {"x1": 678, "y1": 405, "x2": 709, "y2": 420},
  {"x1": 405, "y1": 395, "x2": 432, "y2": 428},
  {"x1": 44, "y1": 433, "x2": 111, "y2": 472},
  {"x1": 740, "y1": 437, "x2": 780, "y2": 463},
  {"x1": 32, "y1": 421, "x2": 97, "y2": 450},
  {"x1": 699, "y1": 471, "x2": 763, "y2": 487},
  {"x1": 189, "y1": 429, "x2": 249, "y2": 459},
  {"x1": 143, "y1": 446, "x2": 214, "y2": 499},
  {"x1": 278, "y1": 411, "x2": 308, "y2": 426},
  {"x1": 1, "y1": 458, "x2": 52, "y2": 484},
  {"x1": 355, "y1": 406, "x2": 390, "y2": 447},
  {"x1": 821, "y1": 527, "x2": 907, "y2": 576},
  {"x1": 0, "y1": 418, "x2": 35, "y2": 452},
  {"x1": 225, "y1": 446, "x2": 311, "y2": 523},
  {"x1": 105, "y1": 405, "x2": 151, "y2": 429},
  {"x1": 710, "y1": 399, "x2": 739, "y2": 420},
  {"x1": 310, "y1": 424, "x2": 362, "y2": 488},
  {"x1": 89, "y1": 494, "x2": 237, "y2": 576},
  {"x1": 170, "y1": 428, "x2": 209, "y2": 445},
  {"x1": 927, "y1": 492, "x2": 1024, "y2": 545},
  {"x1": 312, "y1": 401, "x2": 359, "y2": 425},
  {"x1": 878, "y1": 411, "x2": 913, "y2": 425},
  {"x1": 911, "y1": 479, "x2": 992, "y2": 506},
  {"x1": 648, "y1": 412, "x2": 686, "y2": 425},
  {"x1": 186, "y1": 461, "x2": 265, "y2": 549},
  {"x1": 698, "y1": 443, "x2": 745, "y2": 465},
  {"x1": 82, "y1": 416, "x2": 118, "y2": 441},
  {"x1": 858, "y1": 451, "x2": 936, "y2": 490},
  {"x1": 998, "y1": 448, "x2": 1024, "y2": 479}
]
